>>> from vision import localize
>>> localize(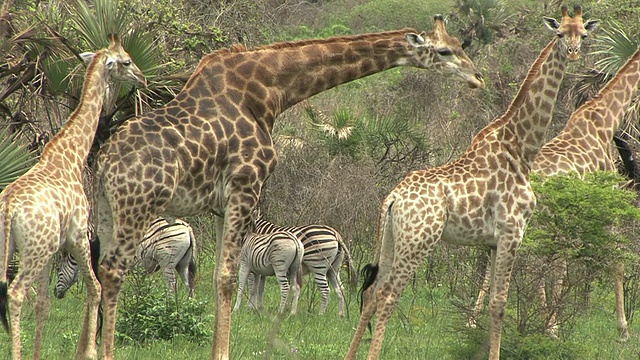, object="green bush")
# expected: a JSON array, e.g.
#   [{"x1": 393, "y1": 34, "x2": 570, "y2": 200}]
[{"x1": 116, "y1": 275, "x2": 212, "y2": 344}]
